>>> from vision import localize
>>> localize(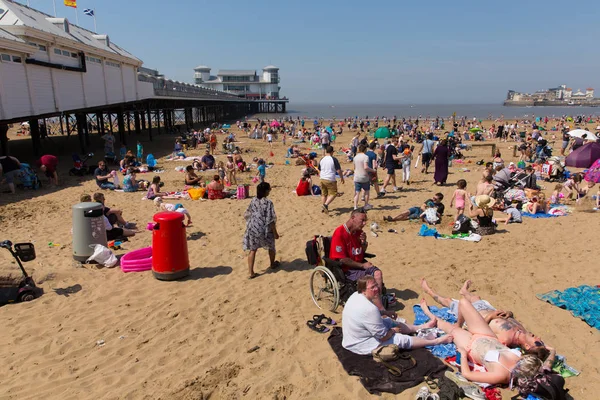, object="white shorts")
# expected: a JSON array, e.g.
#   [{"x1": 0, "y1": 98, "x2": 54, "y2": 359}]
[
  {"x1": 448, "y1": 299, "x2": 495, "y2": 316},
  {"x1": 380, "y1": 317, "x2": 413, "y2": 349}
]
